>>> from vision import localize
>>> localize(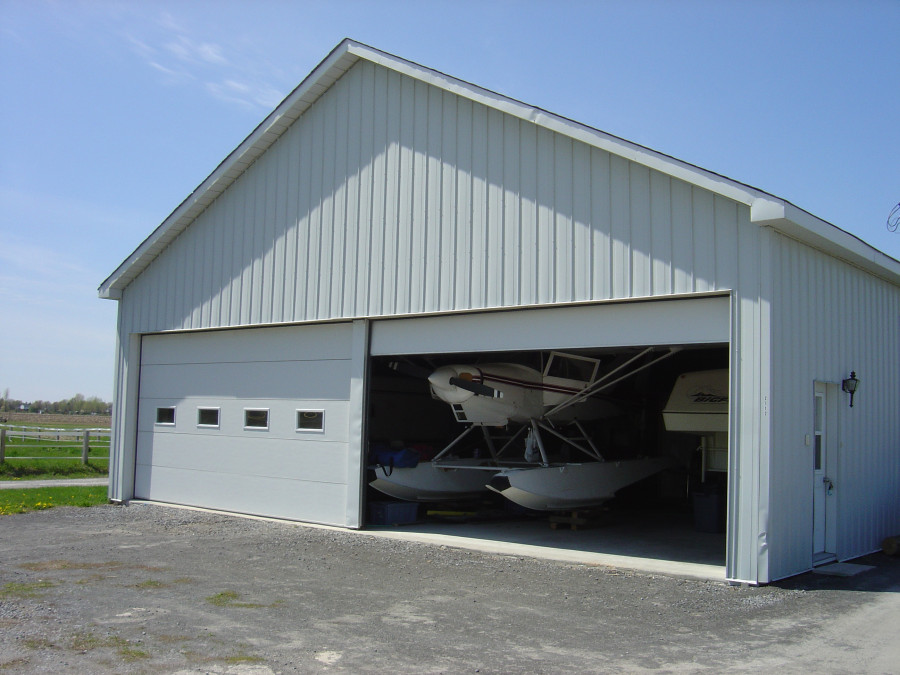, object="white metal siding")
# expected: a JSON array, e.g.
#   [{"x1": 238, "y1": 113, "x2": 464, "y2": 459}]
[
  {"x1": 768, "y1": 234, "x2": 900, "y2": 580},
  {"x1": 117, "y1": 60, "x2": 754, "y2": 335},
  {"x1": 133, "y1": 323, "x2": 356, "y2": 526},
  {"x1": 106, "y1": 59, "x2": 819, "y2": 582}
]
